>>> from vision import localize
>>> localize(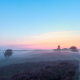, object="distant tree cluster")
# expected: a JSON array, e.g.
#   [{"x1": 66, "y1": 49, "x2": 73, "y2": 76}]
[
  {"x1": 54, "y1": 45, "x2": 61, "y2": 51},
  {"x1": 57, "y1": 45, "x2": 61, "y2": 51},
  {"x1": 54, "y1": 45, "x2": 78, "y2": 52}
]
